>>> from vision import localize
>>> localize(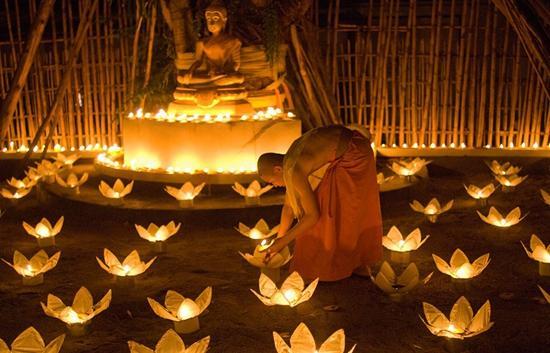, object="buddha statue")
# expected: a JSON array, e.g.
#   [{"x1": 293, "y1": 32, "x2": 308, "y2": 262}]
[
  {"x1": 169, "y1": 0, "x2": 254, "y2": 115},
  {"x1": 179, "y1": 3, "x2": 243, "y2": 86}
]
